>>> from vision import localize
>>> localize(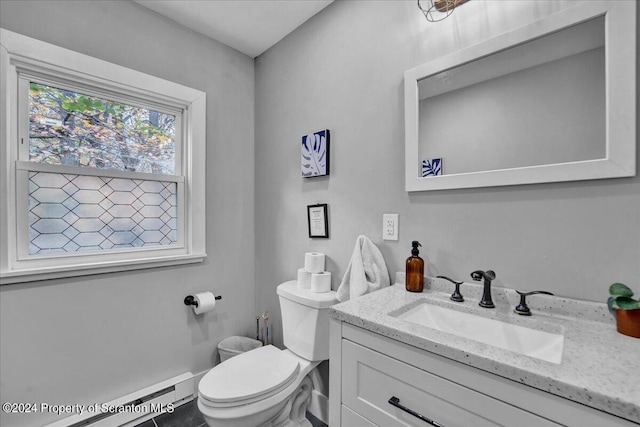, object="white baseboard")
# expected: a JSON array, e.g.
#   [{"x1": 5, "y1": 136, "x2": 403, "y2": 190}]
[
  {"x1": 46, "y1": 373, "x2": 194, "y2": 427},
  {"x1": 192, "y1": 369, "x2": 209, "y2": 395}
]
